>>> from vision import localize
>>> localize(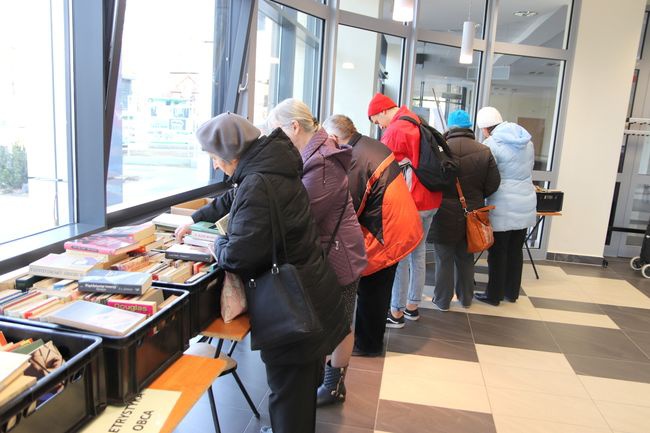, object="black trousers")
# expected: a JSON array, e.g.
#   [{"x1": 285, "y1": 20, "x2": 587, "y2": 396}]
[
  {"x1": 265, "y1": 359, "x2": 321, "y2": 433},
  {"x1": 354, "y1": 264, "x2": 398, "y2": 353},
  {"x1": 486, "y1": 229, "x2": 527, "y2": 302}
]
